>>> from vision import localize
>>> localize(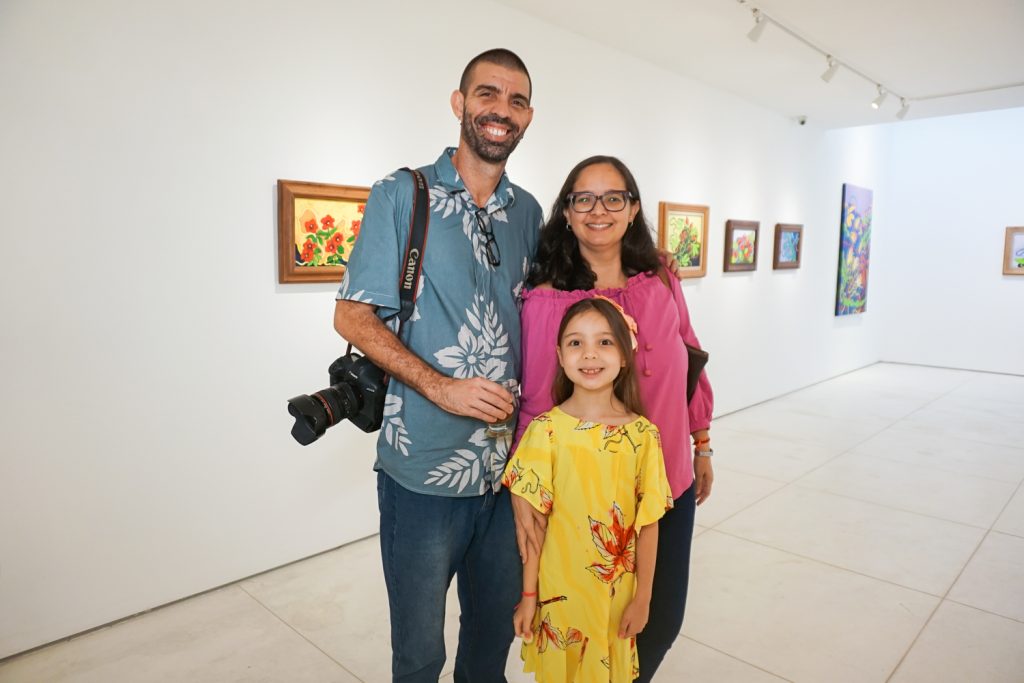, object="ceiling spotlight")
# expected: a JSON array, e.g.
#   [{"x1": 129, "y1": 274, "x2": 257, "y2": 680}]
[
  {"x1": 747, "y1": 9, "x2": 767, "y2": 42},
  {"x1": 821, "y1": 56, "x2": 839, "y2": 83},
  {"x1": 871, "y1": 86, "x2": 888, "y2": 109},
  {"x1": 896, "y1": 98, "x2": 910, "y2": 119}
]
